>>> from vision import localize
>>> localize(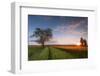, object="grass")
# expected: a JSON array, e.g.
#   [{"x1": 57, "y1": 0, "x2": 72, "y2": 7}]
[{"x1": 28, "y1": 45, "x2": 88, "y2": 61}]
